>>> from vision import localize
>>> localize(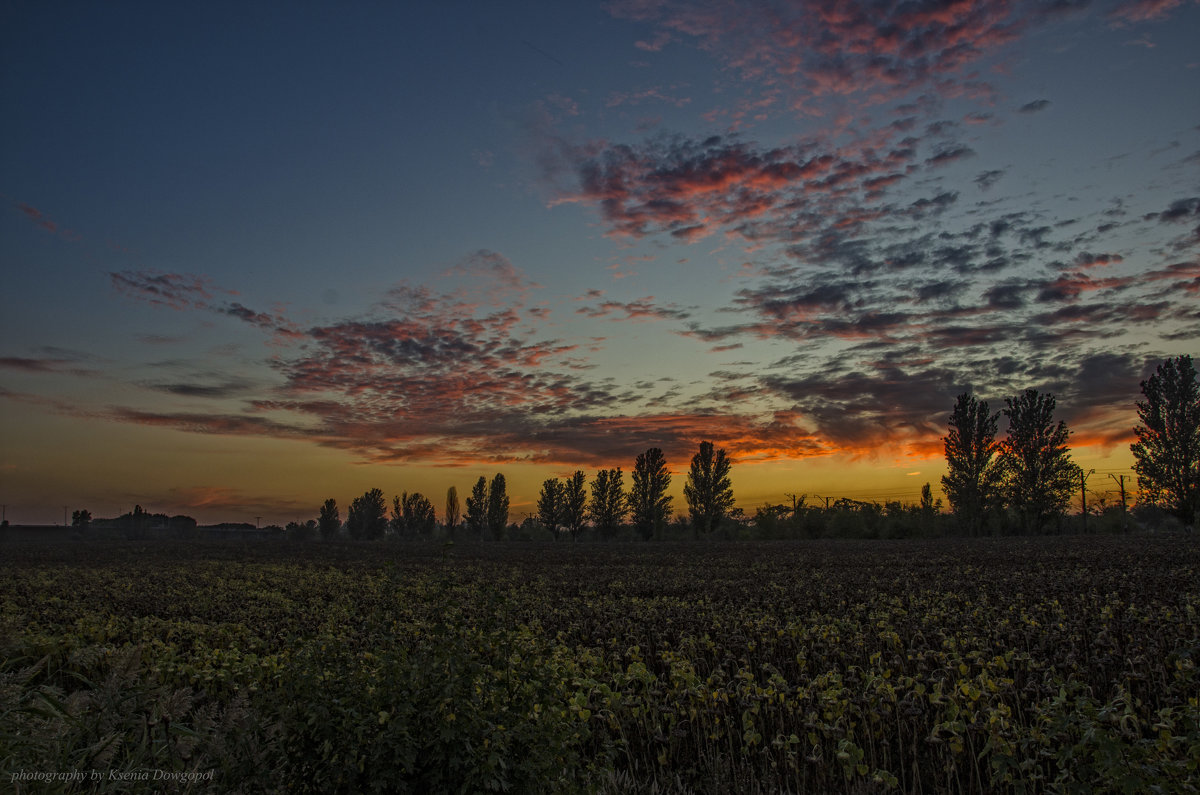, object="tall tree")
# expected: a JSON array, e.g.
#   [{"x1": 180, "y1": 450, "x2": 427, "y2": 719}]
[
  {"x1": 444, "y1": 486, "x2": 461, "y2": 538},
  {"x1": 390, "y1": 495, "x2": 405, "y2": 536},
  {"x1": 347, "y1": 488, "x2": 387, "y2": 540},
  {"x1": 1131, "y1": 354, "x2": 1200, "y2": 526},
  {"x1": 71, "y1": 509, "x2": 92, "y2": 528},
  {"x1": 562, "y1": 470, "x2": 588, "y2": 541},
  {"x1": 537, "y1": 478, "x2": 562, "y2": 540},
  {"x1": 941, "y1": 393, "x2": 1003, "y2": 536},
  {"x1": 683, "y1": 441, "x2": 735, "y2": 537},
  {"x1": 402, "y1": 492, "x2": 437, "y2": 536},
  {"x1": 589, "y1": 468, "x2": 627, "y2": 541},
  {"x1": 465, "y1": 476, "x2": 488, "y2": 537},
  {"x1": 486, "y1": 473, "x2": 509, "y2": 541},
  {"x1": 630, "y1": 447, "x2": 672, "y2": 541},
  {"x1": 1001, "y1": 389, "x2": 1079, "y2": 534},
  {"x1": 318, "y1": 498, "x2": 340, "y2": 539}
]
